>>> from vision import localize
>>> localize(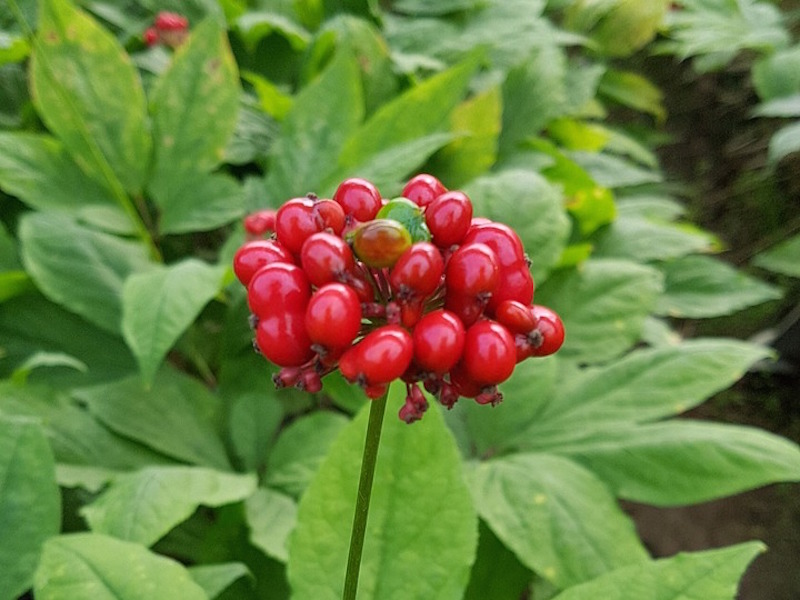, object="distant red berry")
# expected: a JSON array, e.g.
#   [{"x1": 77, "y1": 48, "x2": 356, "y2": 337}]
[
  {"x1": 143, "y1": 27, "x2": 159, "y2": 46},
  {"x1": 154, "y1": 11, "x2": 188, "y2": 32}
]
